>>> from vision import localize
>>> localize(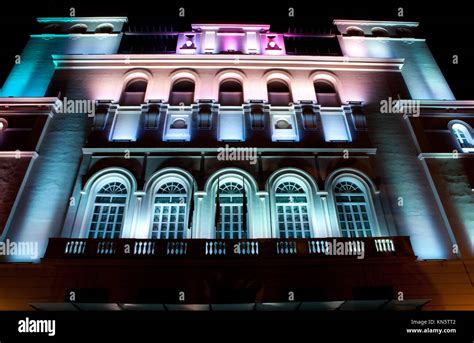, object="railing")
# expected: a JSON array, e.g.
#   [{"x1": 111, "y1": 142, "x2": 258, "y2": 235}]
[{"x1": 44, "y1": 237, "x2": 415, "y2": 260}]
